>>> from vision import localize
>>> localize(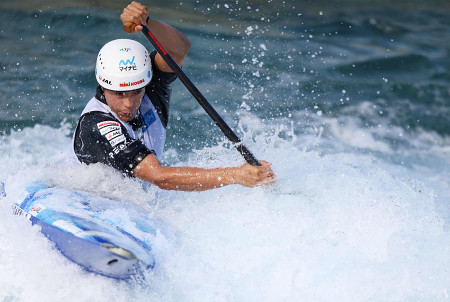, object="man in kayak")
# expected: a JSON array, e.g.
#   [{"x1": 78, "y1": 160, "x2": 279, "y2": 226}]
[{"x1": 66, "y1": 1, "x2": 275, "y2": 191}]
